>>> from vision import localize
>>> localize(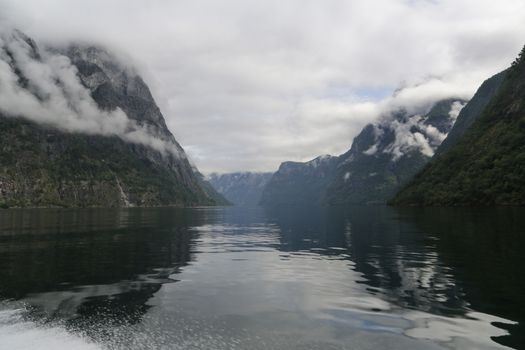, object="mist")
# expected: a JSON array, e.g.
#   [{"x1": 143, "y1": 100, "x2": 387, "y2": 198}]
[
  {"x1": 362, "y1": 90, "x2": 466, "y2": 161},
  {"x1": 0, "y1": 28, "x2": 184, "y2": 157}
]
